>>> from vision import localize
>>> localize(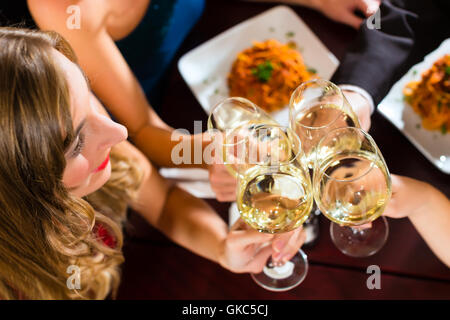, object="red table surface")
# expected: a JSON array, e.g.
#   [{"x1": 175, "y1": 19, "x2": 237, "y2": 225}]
[{"x1": 117, "y1": 0, "x2": 450, "y2": 299}]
